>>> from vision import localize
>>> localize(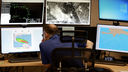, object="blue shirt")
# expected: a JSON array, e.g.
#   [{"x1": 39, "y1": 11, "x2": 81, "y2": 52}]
[{"x1": 40, "y1": 34, "x2": 84, "y2": 67}]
